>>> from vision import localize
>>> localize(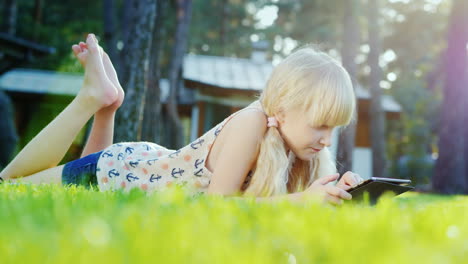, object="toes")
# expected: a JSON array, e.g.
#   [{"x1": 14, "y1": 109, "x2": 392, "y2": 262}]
[
  {"x1": 86, "y1": 34, "x2": 100, "y2": 53},
  {"x1": 72, "y1": 45, "x2": 81, "y2": 56},
  {"x1": 79, "y1": 42, "x2": 87, "y2": 50},
  {"x1": 78, "y1": 49, "x2": 88, "y2": 60}
]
